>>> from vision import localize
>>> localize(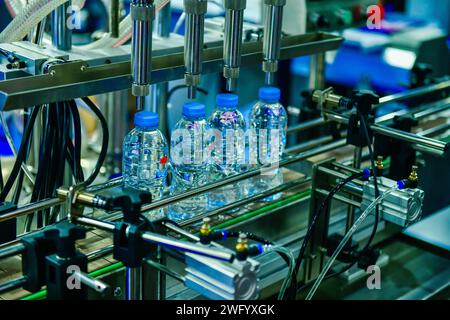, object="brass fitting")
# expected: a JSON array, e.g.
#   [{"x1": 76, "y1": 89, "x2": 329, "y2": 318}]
[
  {"x1": 376, "y1": 156, "x2": 384, "y2": 171},
  {"x1": 235, "y1": 233, "x2": 249, "y2": 253},
  {"x1": 199, "y1": 217, "x2": 212, "y2": 237},
  {"x1": 408, "y1": 165, "x2": 419, "y2": 182}
]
